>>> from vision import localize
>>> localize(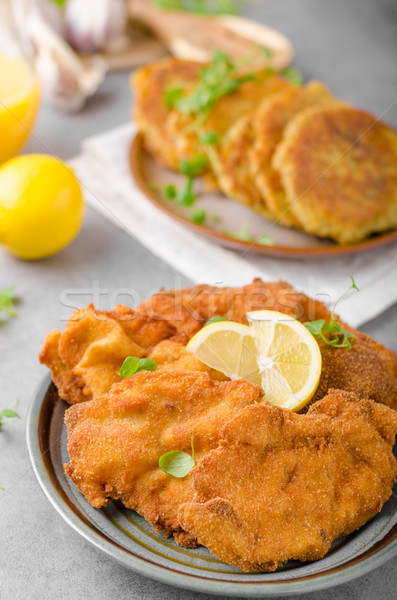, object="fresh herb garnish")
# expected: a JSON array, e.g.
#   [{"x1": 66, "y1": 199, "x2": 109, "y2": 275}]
[
  {"x1": 154, "y1": 0, "x2": 245, "y2": 14},
  {"x1": 0, "y1": 286, "x2": 17, "y2": 318},
  {"x1": 164, "y1": 50, "x2": 254, "y2": 117},
  {"x1": 165, "y1": 184, "x2": 177, "y2": 199},
  {"x1": 205, "y1": 316, "x2": 229, "y2": 326},
  {"x1": 198, "y1": 131, "x2": 219, "y2": 145},
  {"x1": 223, "y1": 224, "x2": 253, "y2": 241},
  {"x1": 211, "y1": 214, "x2": 222, "y2": 223},
  {"x1": 181, "y1": 155, "x2": 209, "y2": 177},
  {"x1": 167, "y1": 156, "x2": 209, "y2": 207},
  {"x1": 257, "y1": 234, "x2": 274, "y2": 246},
  {"x1": 304, "y1": 276, "x2": 359, "y2": 350},
  {"x1": 262, "y1": 46, "x2": 273, "y2": 59},
  {"x1": 279, "y1": 66, "x2": 303, "y2": 86},
  {"x1": 192, "y1": 208, "x2": 206, "y2": 225},
  {"x1": 177, "y1": 178, "x2": 196, "y2": 206},
  {"x1": 159, "y1": 437, "x2": 195, "y2": 478},
  {"x1": 163, "y1": 86, "x2": 184, "y2": 109},
  {"x1": 119, "y1": 357, "x2": 157, "y2": 378},
  {"x1": 0, "y1": 405, "x2": 20, "y2": 431},
  {"x1": 223, "y1": 225, "x2": 274, "y2": 246}
]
